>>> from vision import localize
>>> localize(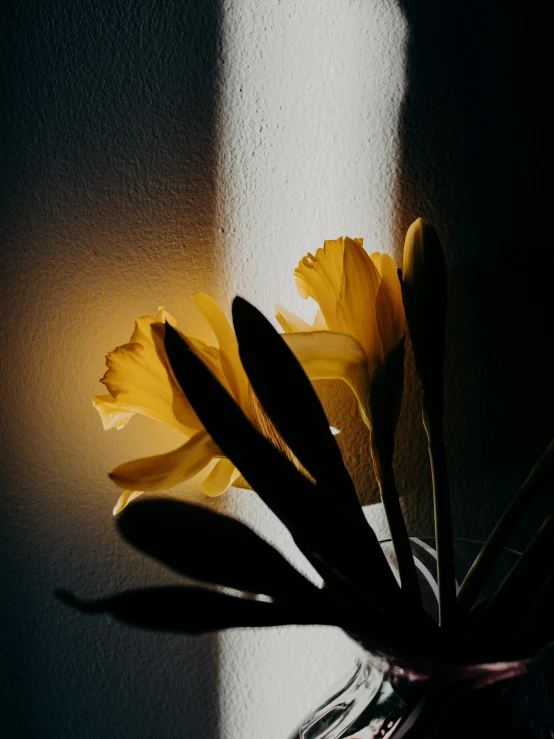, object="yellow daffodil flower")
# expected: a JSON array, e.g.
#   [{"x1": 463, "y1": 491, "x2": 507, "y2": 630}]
[
  {"x1": 277, "y1": 237, "x2": 424, "y2": 604},
  {"x1": 94, "y1": 295, "x2": 255, "y2": 514},
  {"x1": 277, "y1": 237, "x2": 405, "y2": 428}
]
